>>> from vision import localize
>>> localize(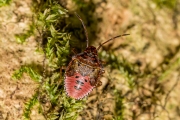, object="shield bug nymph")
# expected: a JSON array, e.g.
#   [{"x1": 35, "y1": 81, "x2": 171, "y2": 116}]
[{"x1": 64, "y1": 13, "x2": 129, "y2": 100}]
